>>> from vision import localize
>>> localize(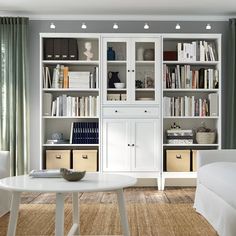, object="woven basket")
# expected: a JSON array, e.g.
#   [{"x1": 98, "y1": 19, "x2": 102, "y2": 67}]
[{"x1": 196, "y1": 132, "x2": 216, "y2": 144}]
